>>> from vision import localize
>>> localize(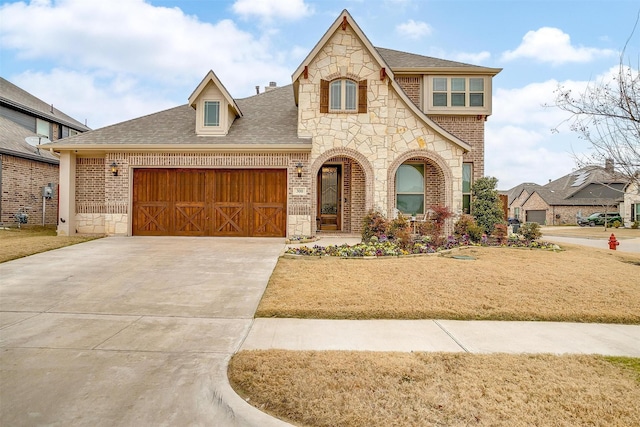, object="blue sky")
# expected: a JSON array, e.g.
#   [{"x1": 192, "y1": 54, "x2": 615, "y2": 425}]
[{"x1": 1, "y1": 0, "x2": 638, "y2": 189}]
